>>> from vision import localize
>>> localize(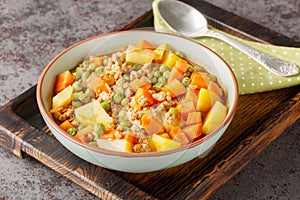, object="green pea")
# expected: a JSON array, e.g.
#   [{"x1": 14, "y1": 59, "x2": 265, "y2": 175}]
[
  {"x1": 82, "y1": 71, "x2": 90, "y2": 79},
  {"x1": 133, "y1": 64, "x2": 142, "y2": 71},
  {"x1": 154, "y1": 83, "x2": 163, "y2": 90},
  {"x1": 153, "y1": 66, "x2": 159, "y2": 71},
  {"x1": 73, "y1": 81, "x2": 83, "y2": 92},
  {"x1": 194, "y1": 65, "x2": 204, "y2": 72},
  {"x1": 119, "y1": 119, "x2": 131, "y2": 128},
  {"x1": 169, "y1": 107, "x2": 178, "y2": 117},
  {"x1": 72, "y1": 101, "x2": 82, "y2": 108},
  {"x1": 113, "y1": 92, "x2": 124, "y2": 104},
  {"x1": 114, "y1": 86, "x2": 124, "y2": 95},
  {"x1": 159, "y1": 64, "x2": 168, "y2": 72},
  {"x1": 154, "y1": 71, "x2": 161, "y2": 78},
  {"x1": 85, "y1": 88, "x2": 94, "y2": 98},
  {"x1": 158, "y1": 76, "x2": 166, "y2": 85},
  {"x1": 151, "y1": 77, "x2": 157, "y2": 84},
  {"x1": 118, "y1": 110, "x2": 127, "y2": 119},
  {"x1": 95, "y1": 66, "x2": 105, "y2": 76},
  {"x1": 94, "y1": 123, "x2": 105, "y2": 135},
  {"x1": 81, "y1": 94, "x2": 91, "y2": 104},
  {"x1": 72, "y1": 91, "x2": 83, "y2": 100},
  {"x1": 89, "y1": 141, "x2": 97, "y2": 146},
  {"x1": 163, "y1": 71, "x2": 170, "y2": 78},
  {"x1": 121, "y1": 97, "x2": 129, "y2": 106},
  {"x1": 101, "y1": 101, "x2": 110, "y2": 111},
  {"x1": 82, "y1": 60, "x2": 90, "y2": 68},
  {"x1": 182, "y1": 77, "x2": 190, "y2": 87},
  {"x1": 72, "y1": 72, "x2": 81, "y2": 80},
  {"x1": 67, "y1": 127, "x2": 77, "y2": 136},
  {"x1": 103, "y1": 57, "x2": 109, "y2": 66},
  {"x1": 125, "y1": 61, "x2": 132, "y2": 66},
  {"x1": 89, "y1": 63, "x2": 98, "y2": 71},
  {"x1": 175, "y1": 51, "x2": 184, "y2": 58},
  {"x1": 76, "y1": 66, "x2": 84, "y2": 74},
  {"x1": 187, "y1": 66, "x2": 194, "y2": 72}
]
